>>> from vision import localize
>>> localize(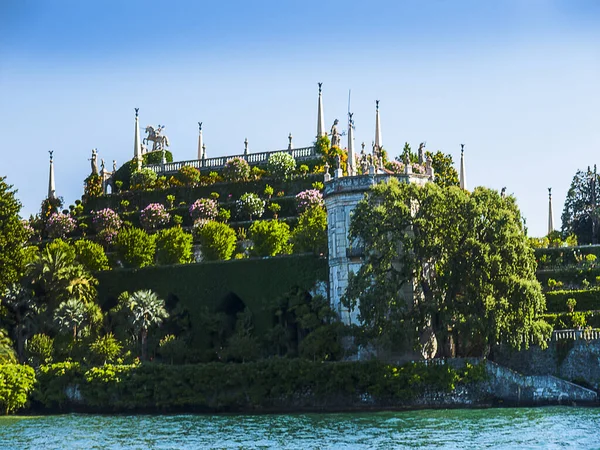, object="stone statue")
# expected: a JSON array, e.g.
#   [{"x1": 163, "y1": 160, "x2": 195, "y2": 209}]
[
  {"x1": 335, "y1": 154, "x2": 341, "y2": 170},
  {"x1": 501, "y1": 187, "x2": 506, "y2": 199},
  {"x1": 100, "y1": 159, "x2": 105, "y2": 173},
  {"x1": 418, "y1": 142, "x2": 425, "y2": 165},
  {"x1": 330, "y1": 119, "x2": 341, "y2": 148},
  {"x1": 144, "y1": 125, "x2": 170, "y2": 151},
  {"x1": 90, "y1": 149, "x2": 98, "y2": 175},
  {"x1": 113, "y1": 160, "x2": 117, "y2": 172}
]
